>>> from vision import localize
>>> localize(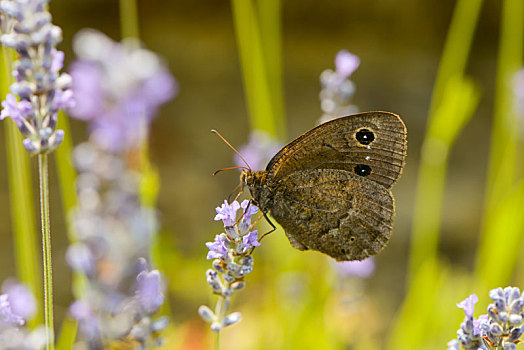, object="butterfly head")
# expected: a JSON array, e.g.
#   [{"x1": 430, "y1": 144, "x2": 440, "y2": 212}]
[{"x1": 240, "y1": 170, "x2": 272, "y2": 211}]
